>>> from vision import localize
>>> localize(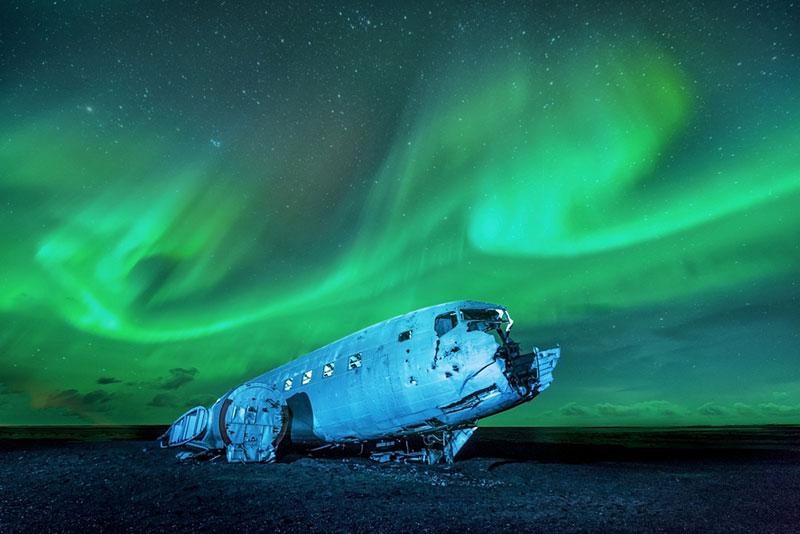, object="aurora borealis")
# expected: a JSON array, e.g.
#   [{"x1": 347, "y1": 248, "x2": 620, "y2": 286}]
[{"x1": 1, "y1": 1, "x2": 798, "y2": 426}]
